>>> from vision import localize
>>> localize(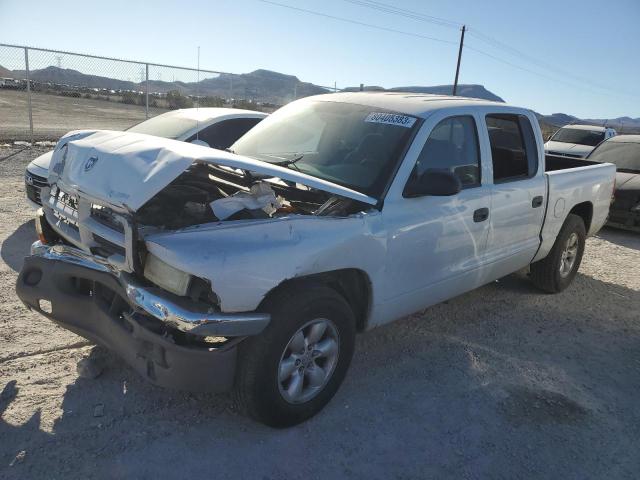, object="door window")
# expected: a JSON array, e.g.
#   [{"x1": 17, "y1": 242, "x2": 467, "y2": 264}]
[
  {"x1": 486, "y1": 114, "x2": 538, "y2": 182},
  {"x1": 407, "y1": 115, "x2": 481, "y2": 192}
]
